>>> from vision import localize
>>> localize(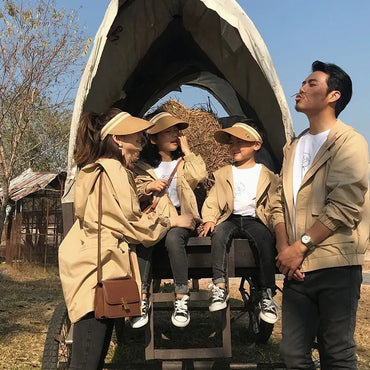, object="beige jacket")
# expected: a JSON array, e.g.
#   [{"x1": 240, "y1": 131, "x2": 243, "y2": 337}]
[
  {"x1": 201, "y1": 164, "x2": 277, "y2": 229},
  {"x1": 134, "y1": 153, "x2": 207, "y2": 218},
  {"x1": 59, "y1": 158, "x2": 170, "y2": 323},
  {"x1": 270, "y1": 120, "x2": 370, "y2": 271}
]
